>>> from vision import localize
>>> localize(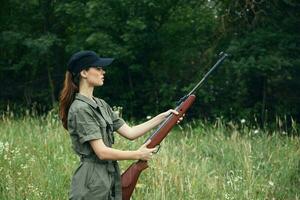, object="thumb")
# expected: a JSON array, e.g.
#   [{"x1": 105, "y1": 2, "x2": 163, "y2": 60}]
[
  {"x1": 143, "y1": 139, "x2": 152, "y2": 147},
  {"x1": 170, "y1": 109, "x2": 179, "y2": 115}
]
